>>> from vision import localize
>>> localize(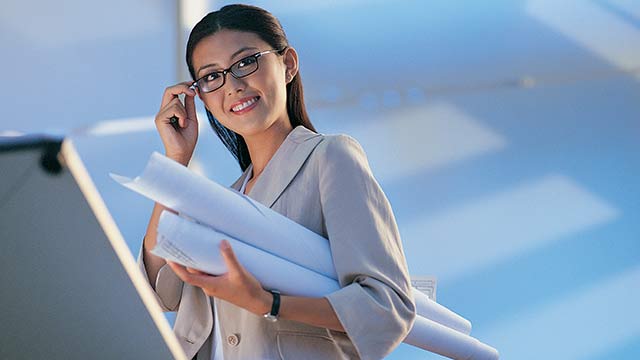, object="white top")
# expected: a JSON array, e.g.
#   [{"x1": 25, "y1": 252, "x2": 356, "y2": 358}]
[
  {"x1": 211, "y1": 165, "x2": 253, "y2": 360},
  {"x1": 239, "y1": 164, "x2": 253, "y2": 195}
]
